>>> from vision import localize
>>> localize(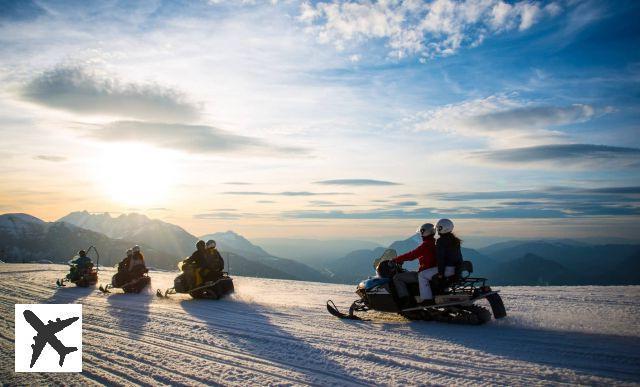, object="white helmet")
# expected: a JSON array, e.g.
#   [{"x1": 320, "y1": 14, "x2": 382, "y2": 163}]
[
  {"x1": 132, "y1": 245, "x2": 141, "y2": 253},
  {"x1": 436, "y1": 219, "x2": 454, "y2": 234},
  {"x1": 416, "y1": 223, "x2": 435, "y2": 237},
  {"x1": 206, "y1": 239, "x2": 216, "y2": 249}
]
